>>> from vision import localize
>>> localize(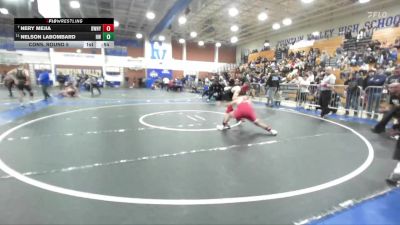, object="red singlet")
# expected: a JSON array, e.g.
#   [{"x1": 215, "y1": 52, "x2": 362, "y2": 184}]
[{"x1": 233, "y1": 101, "x2": 256, "y2": 122}]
